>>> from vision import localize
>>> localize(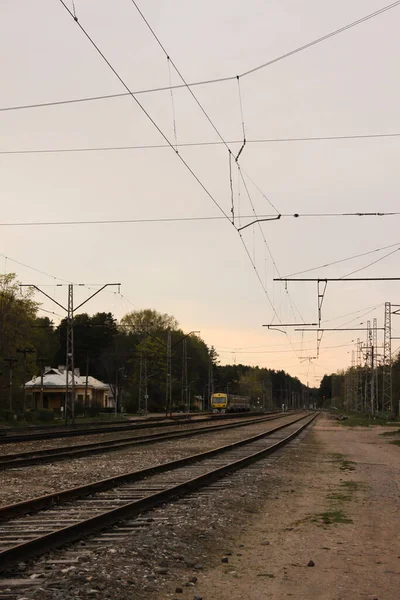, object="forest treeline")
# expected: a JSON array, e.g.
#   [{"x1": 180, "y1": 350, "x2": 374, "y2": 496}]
[{"x1": 0, "y1": 273, "x2": 316, "y2": 415}]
